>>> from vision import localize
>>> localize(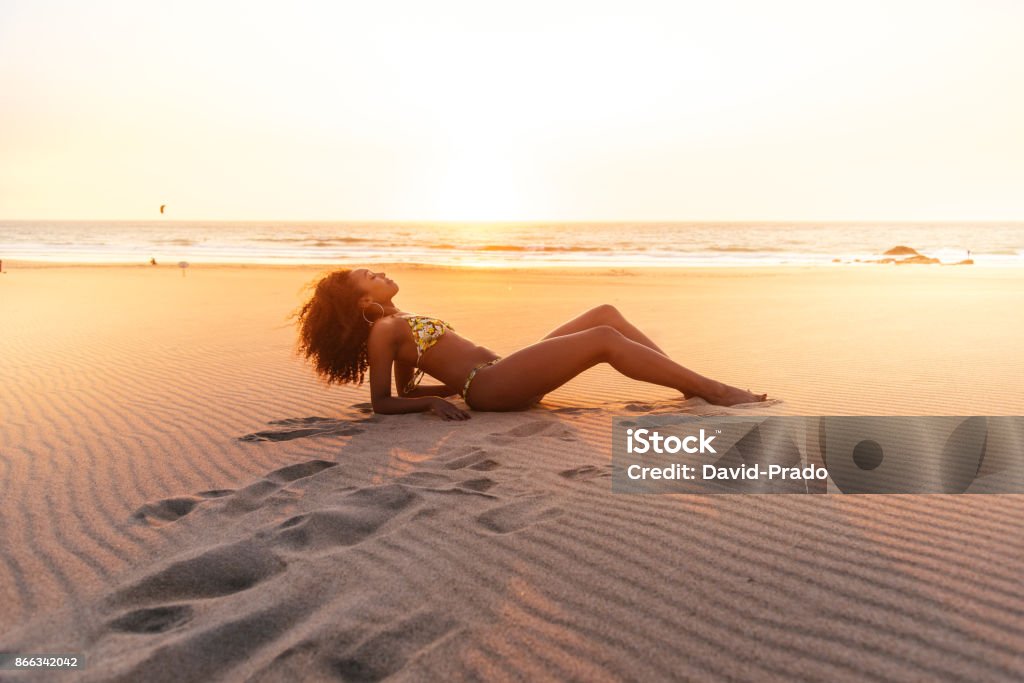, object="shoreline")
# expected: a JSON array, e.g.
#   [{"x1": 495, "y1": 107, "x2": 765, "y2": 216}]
[{"x1": 1, "y1": 259, "x2": 1018, "y2": 271}]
